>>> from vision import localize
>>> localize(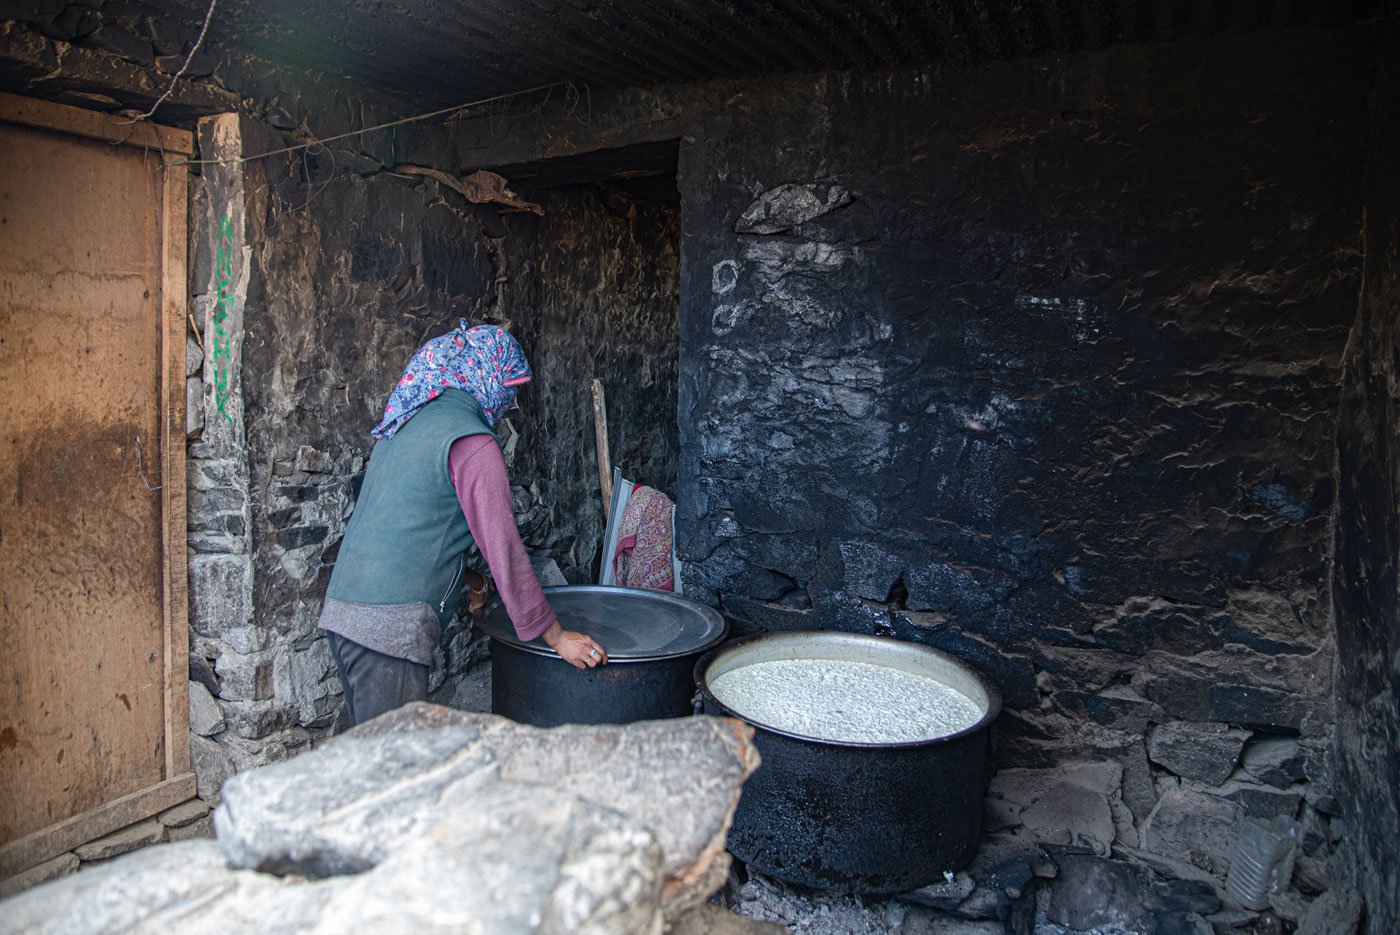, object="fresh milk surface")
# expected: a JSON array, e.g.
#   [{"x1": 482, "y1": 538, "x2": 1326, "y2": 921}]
[{"x1": 708, "y1": 657, "x2": 983, "y2": 744}]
